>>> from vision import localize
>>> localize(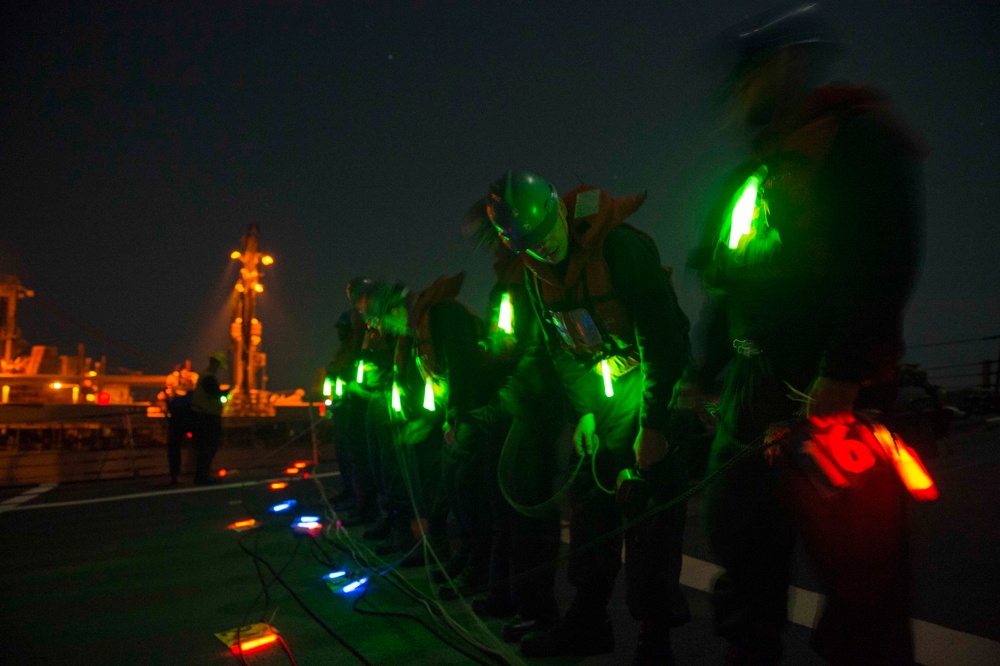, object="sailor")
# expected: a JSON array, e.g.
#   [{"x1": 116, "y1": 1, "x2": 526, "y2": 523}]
[
  {"x1": 482, "y1": 170, "x2": 692, "y2": 663},
  {"x1": 190, "y1": 352, "x2": 230, "y2": 485}
]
